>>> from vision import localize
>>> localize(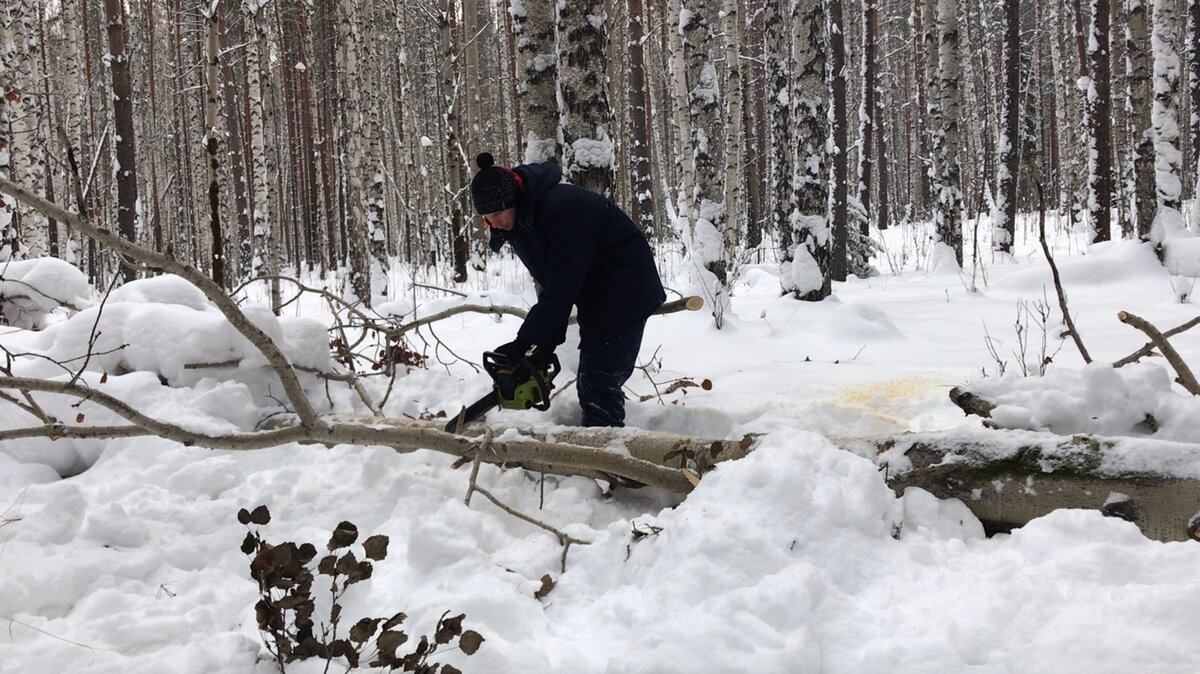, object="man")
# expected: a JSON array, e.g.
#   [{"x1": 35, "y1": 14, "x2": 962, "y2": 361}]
[{"x1": 470, "y1": 152, "x2": 666, "y2": 427}]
